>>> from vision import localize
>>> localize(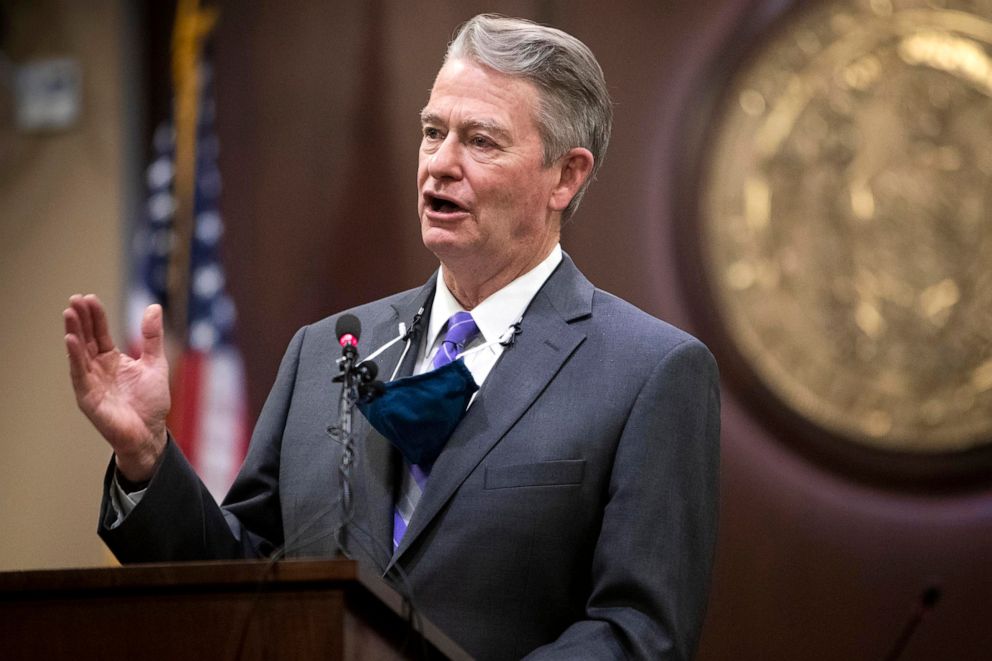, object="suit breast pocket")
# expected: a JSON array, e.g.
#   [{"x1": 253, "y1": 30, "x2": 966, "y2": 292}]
[{"x1": 483, "y1": 459, "x2": 586, "y2": 490}]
